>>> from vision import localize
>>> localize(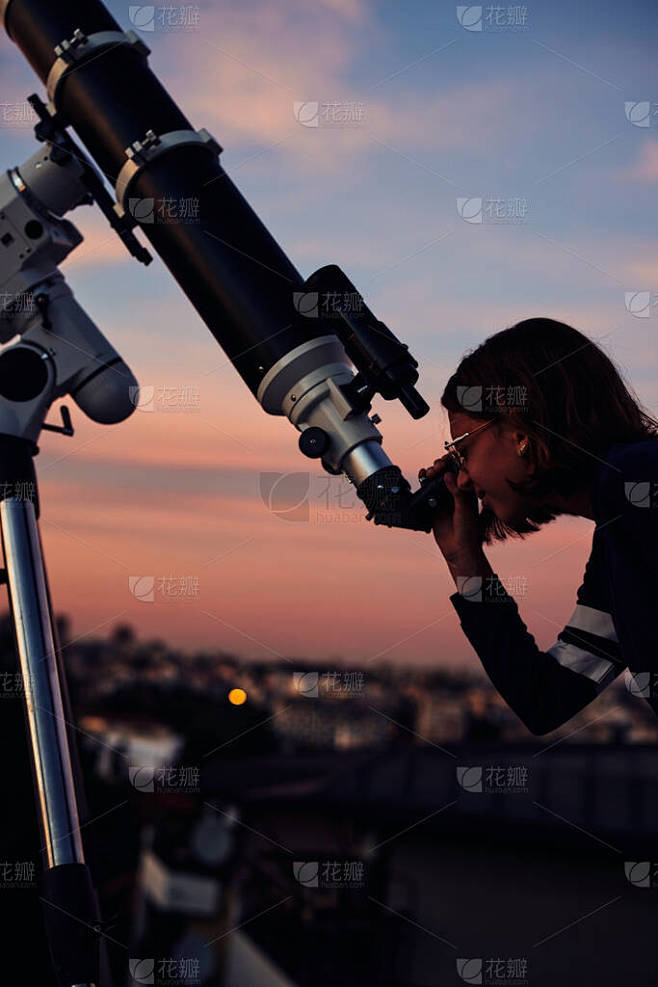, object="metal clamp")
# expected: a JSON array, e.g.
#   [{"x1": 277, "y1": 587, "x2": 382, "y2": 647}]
[
  {"x1": 46, "y1": 28, "x2": 150, "y2": 106},
  {"x1": 113, "y1": 127, "x2": 222, "y2": 218}
]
